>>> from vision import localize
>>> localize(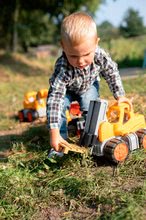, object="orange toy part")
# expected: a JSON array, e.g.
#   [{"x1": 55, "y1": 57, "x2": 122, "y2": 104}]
[
  {"x1": 99, "y1": 102, "x2": 146, "y2": 142},
  {"x1": 37, "y1": 89, "x2": 48, "y2": 99},
  {"x1": 23, "y1": 91, "x2": 37, "y2": 109},
  {"x1": 113, "y1": 142, "x2": 129, "y2": 162},
  {"x1": 23, "y1": 89, "x2": 48, "y2": 110},
  {"x1": 143, "y1": 136, "x2": 146, "y2": 148},
  {"x1": 66, "y1": 102, "x2": 82, "y2": 123},
  {"x1": 70, "y1": 102, "x2": 81, "y2": 116}
]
